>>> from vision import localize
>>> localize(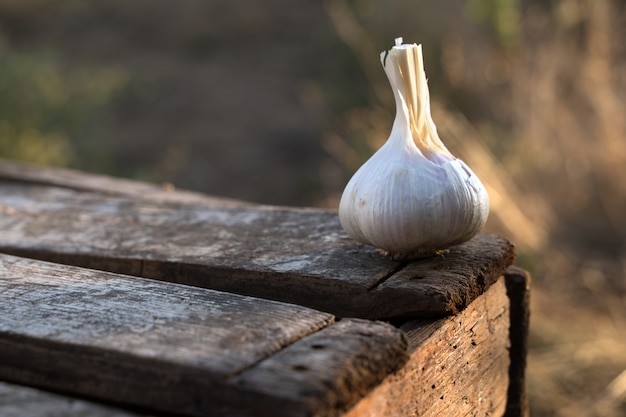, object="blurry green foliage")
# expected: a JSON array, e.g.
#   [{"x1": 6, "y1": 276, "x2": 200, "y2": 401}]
[
  {"x1": 0, "y1": 33, "x2": 129, "y2": 167},
  {"x1": 466, "y1": 0, "x2": 521, "y2": 47}
]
